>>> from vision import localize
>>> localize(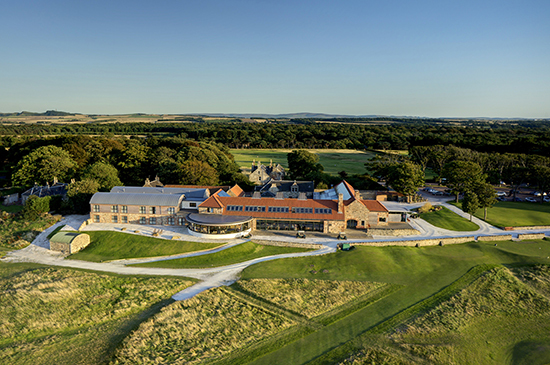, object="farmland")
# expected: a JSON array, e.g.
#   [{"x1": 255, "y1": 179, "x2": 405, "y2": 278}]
[{"x1": 230, "y1": 148, "x2": 377, "y2": 176}]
